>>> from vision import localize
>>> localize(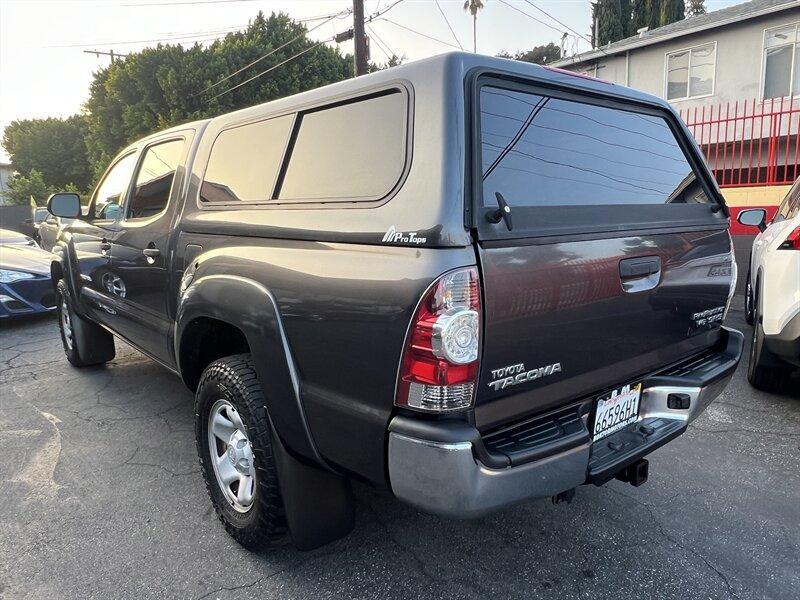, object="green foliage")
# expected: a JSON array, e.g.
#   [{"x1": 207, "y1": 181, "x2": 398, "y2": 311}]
[
  {"x1": 626, "y1": 0, "x2": 685, "y2": 37},
  {"x1": 498, "y1": 43, "x2": 562, "y2": 65},
  {"x1": 595, "y1": 0, "x2": 626, "y2": 46},
  {"x1": 661, "y1": 0, "x2": 685, "y2": 25},
  {"x1": 462, "y1": 0, "x2": 484, "y2": 17},
  {"x1": 630, "y1": 0, "x2": 648, "y2": 32},
  {"x1": 2, "y1": 116, "x2": 93, "y2": 191},
  {"x1": 6, "y1": 170, "x2": 51, "y2": 206},
  {"x1": 685, "y1": 0, "x2": 706, "y2": 17},
  {"x1": 84, "y1": 11, "x2": 354, "y2": 174}
]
